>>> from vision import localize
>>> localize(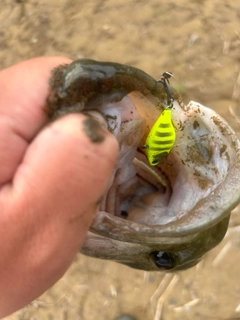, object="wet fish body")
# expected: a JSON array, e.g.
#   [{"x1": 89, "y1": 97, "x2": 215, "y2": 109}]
[{"x1": 47, "y1": 59, "x2": 240, "y2": 271}]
